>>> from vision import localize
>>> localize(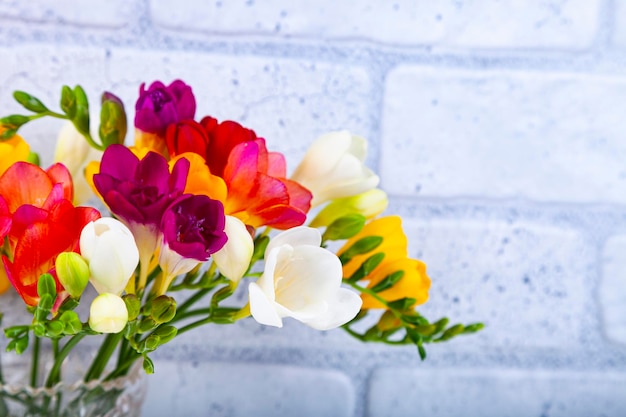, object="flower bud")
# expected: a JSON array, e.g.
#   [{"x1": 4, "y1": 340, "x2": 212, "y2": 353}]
[
  {"x1": 89, "y1": 293, "x2": 129, "y2": 333},
  {"x1": 122, "y1": 294, "x2": 141, "y2": 321},
  {"x1": 99, "y1": 92, "x2": 127, "y2": 147},
  {"x1": 212, "y1": 215, "x2": 254, "y2": 283},
  {"x1": 310, "y1": 189, "x2": 388, "y2": 228},
  {"x1": 55, "y1": 252, "x2": 90, "y2": 299},
  {"x1": 80, "y1": 218, "x2": 139, "y2": 295},
  {"x1": 150, "y1": 295, "x2": 177, "y2": 324}
]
